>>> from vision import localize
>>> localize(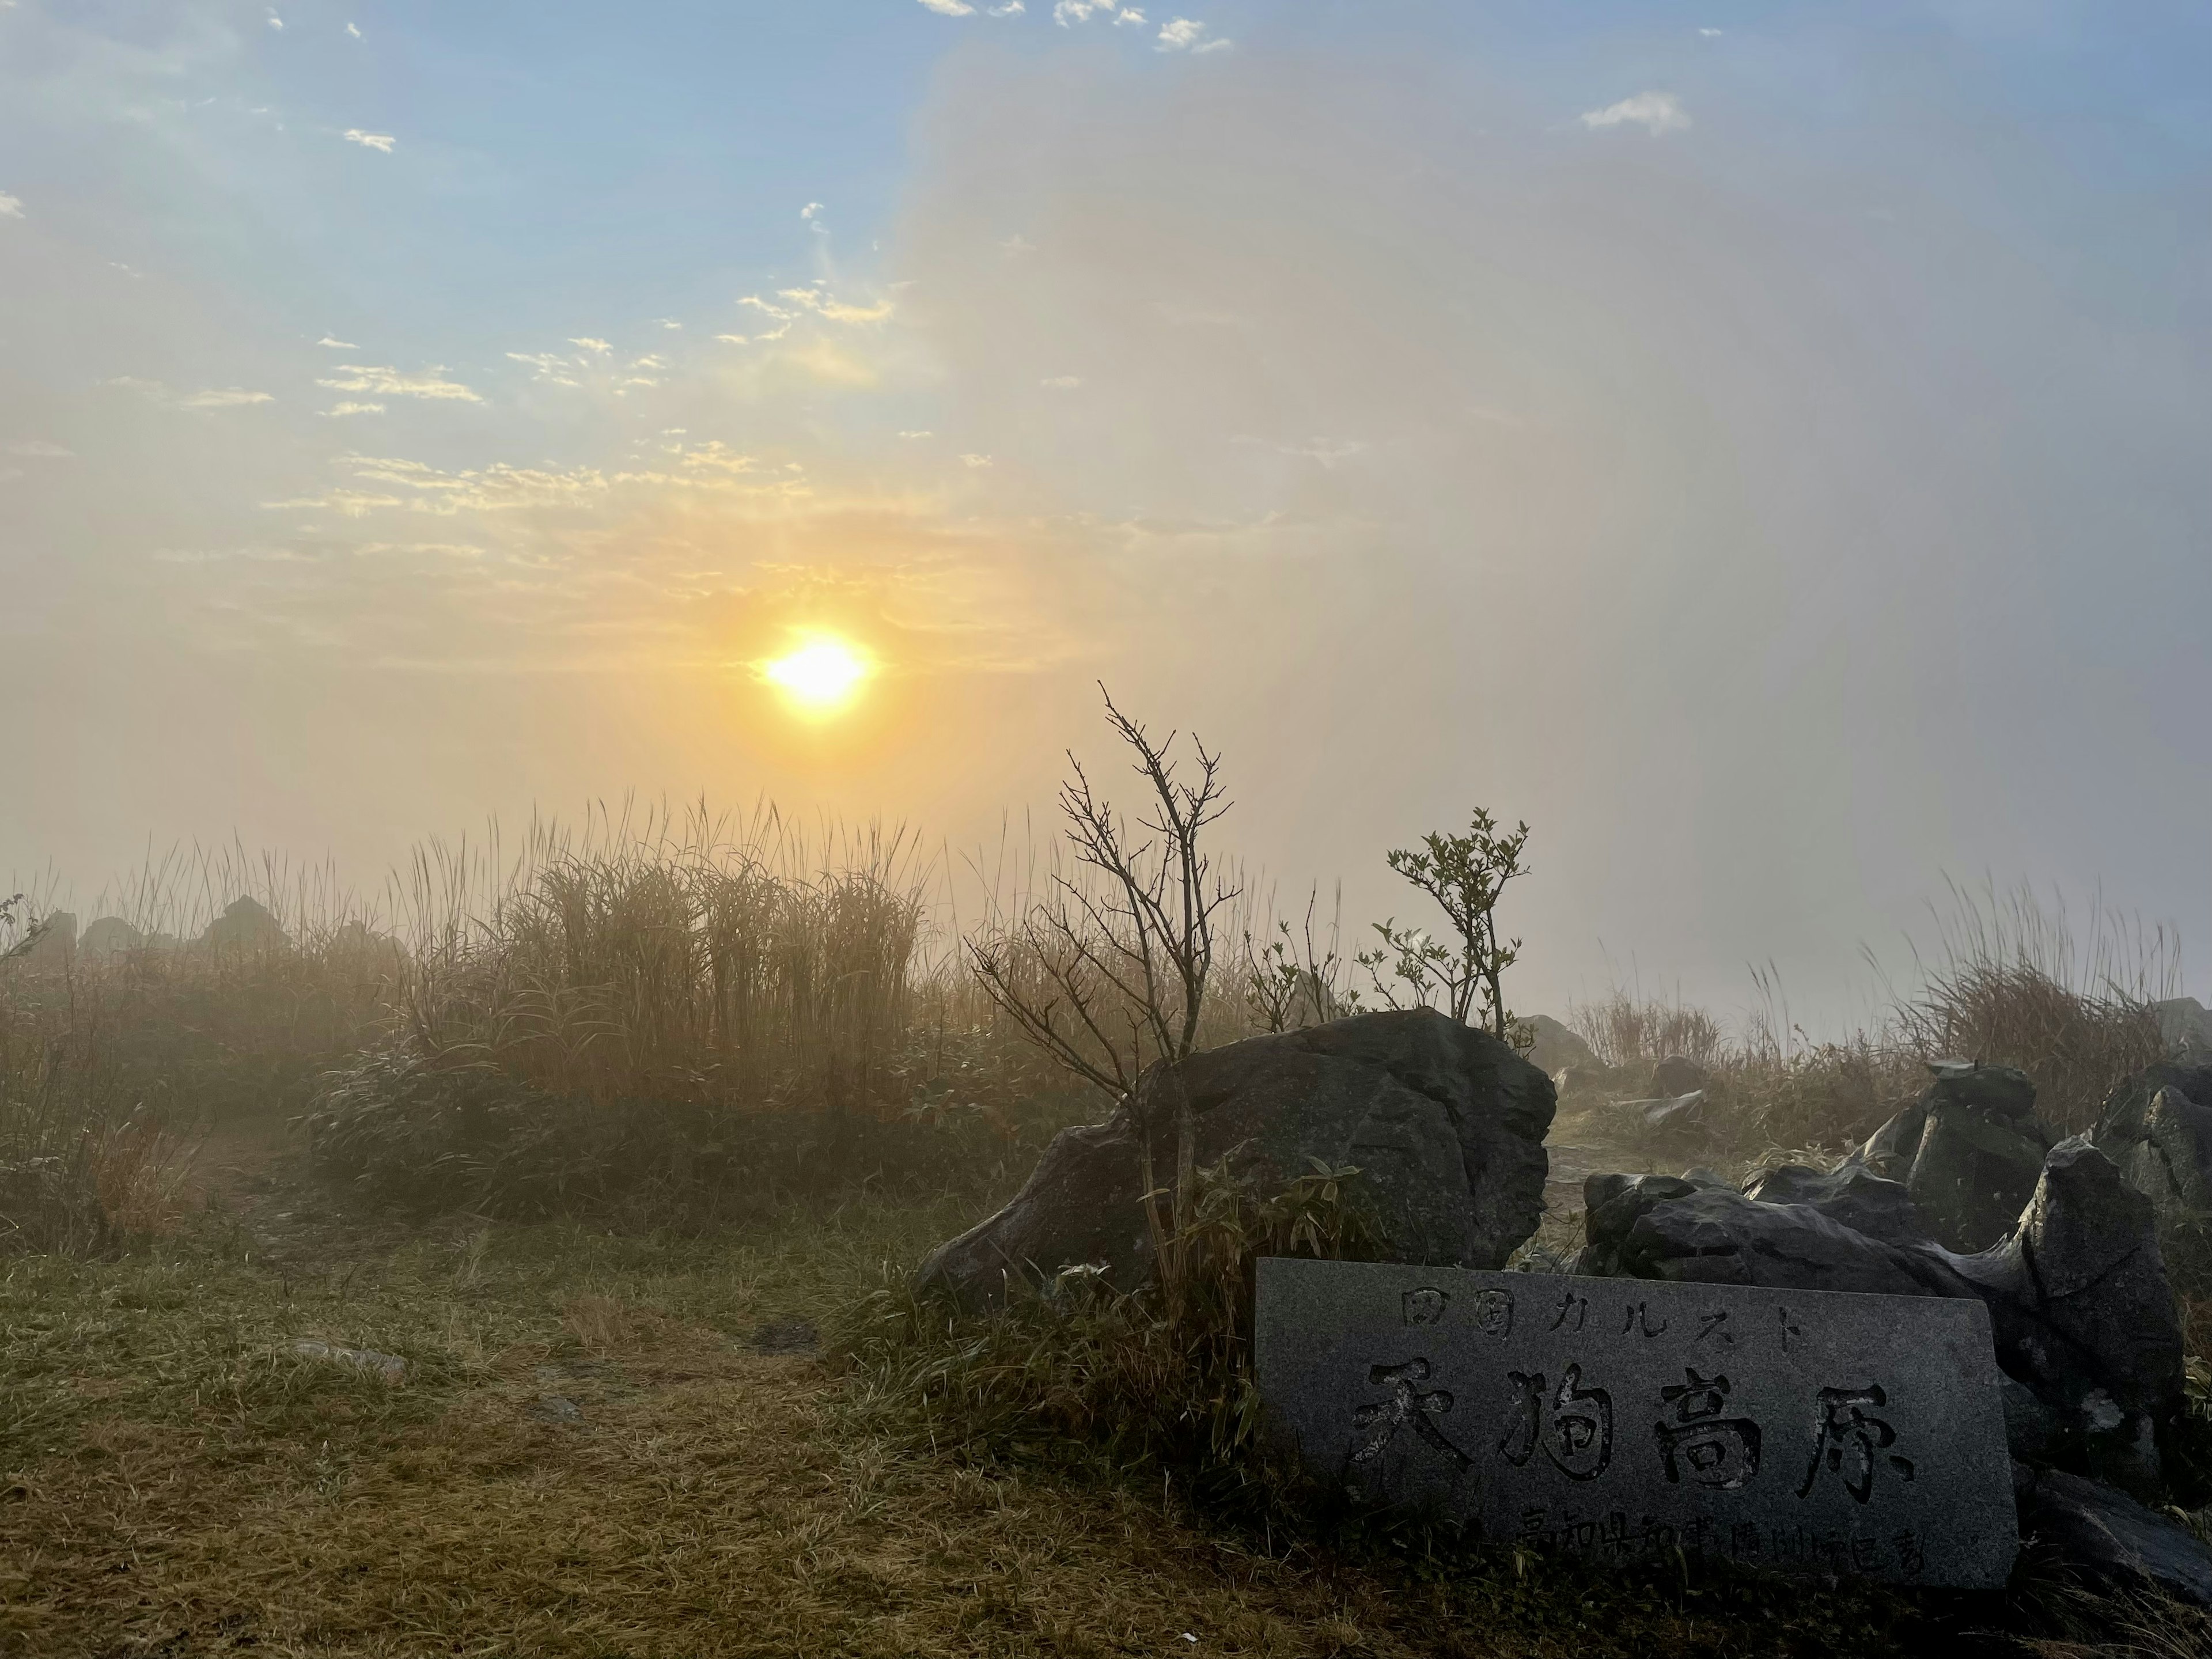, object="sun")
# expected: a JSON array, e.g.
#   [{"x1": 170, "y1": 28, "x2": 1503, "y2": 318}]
[{"x1": 760, "y1": 635, "x2": 873, "y2": 717}]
